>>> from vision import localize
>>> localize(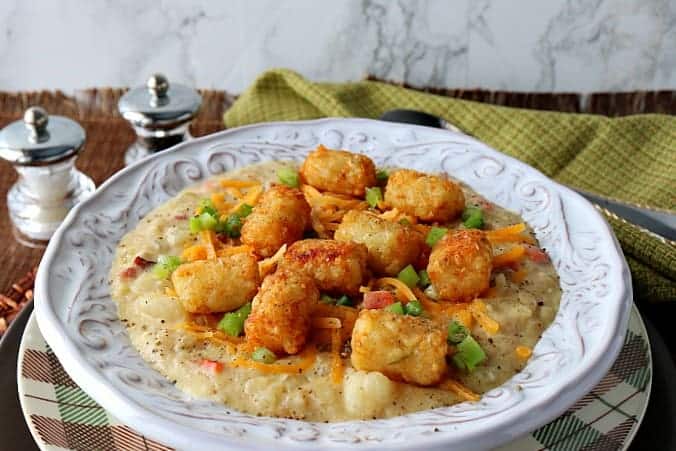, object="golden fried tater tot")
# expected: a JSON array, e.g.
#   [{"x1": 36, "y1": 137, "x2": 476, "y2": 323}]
[
  {"x1": 171, "y1": 253, "x2": 260, "y2": 313},
  {"x1": 427, "y1": 229, "x2": 493, "y2": 302},
  {"x1": 384, "y1": 169, "x2": 465, "y2": 222},
  {"x1": 351, "y1": 309, "x2": 447, "y2": 386},
  {"x1": 300, "y1": 145, "x2": 377, "y2": 197},
  {"x1": 240, "y1": 185, "x2": 311, "y2": 258},
  {"x1": 282, "y1": 239, "x2": 368, "y2": 295},
  {"x1": 244, "y1": 270, "x2": 318, "y2": 355},
  {"x1": 334, "y1": 210, "x2": 424, "y2": 276}
]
